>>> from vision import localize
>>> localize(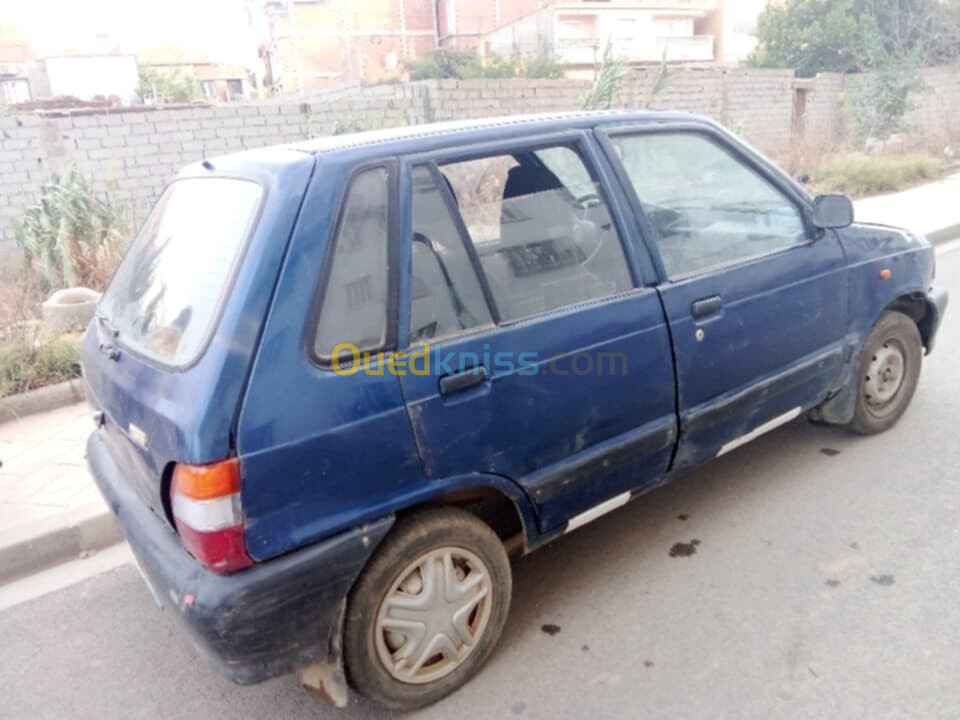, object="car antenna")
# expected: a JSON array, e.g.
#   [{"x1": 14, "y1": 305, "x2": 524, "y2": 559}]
[{"x1": 202, "y1": 159, "x2": 215, "y2": 171}]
